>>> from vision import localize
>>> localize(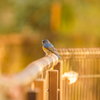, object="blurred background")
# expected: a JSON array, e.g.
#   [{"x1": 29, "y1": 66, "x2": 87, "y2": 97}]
[{"x1": 0, "y1": 0, "x2": 100, "y2": 74}]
